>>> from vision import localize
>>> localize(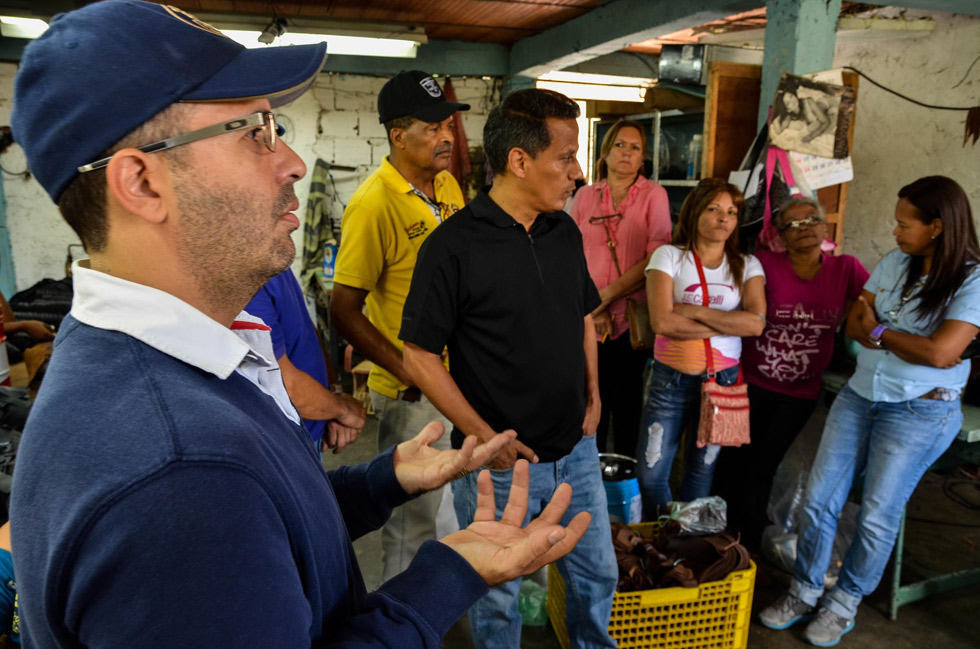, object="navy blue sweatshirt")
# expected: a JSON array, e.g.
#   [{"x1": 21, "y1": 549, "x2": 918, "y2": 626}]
[{"x1": 11, "y1": 315, "x2": 487, "y2": 648}]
